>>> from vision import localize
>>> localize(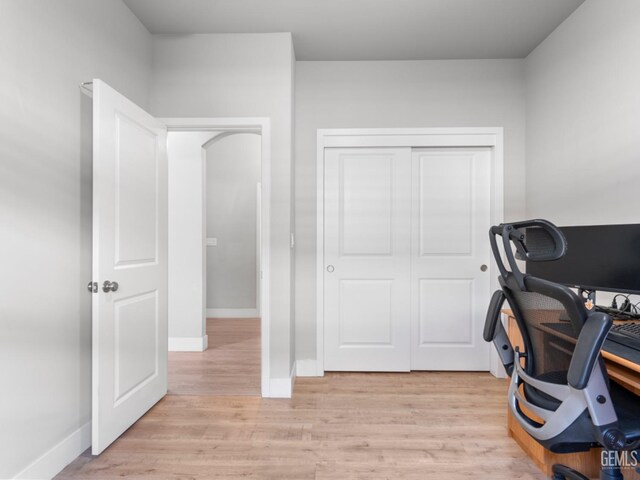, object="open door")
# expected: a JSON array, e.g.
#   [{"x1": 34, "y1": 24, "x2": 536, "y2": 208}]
[{"x1": 91, "y1": 79, "x2": 168, "y2": 454}]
